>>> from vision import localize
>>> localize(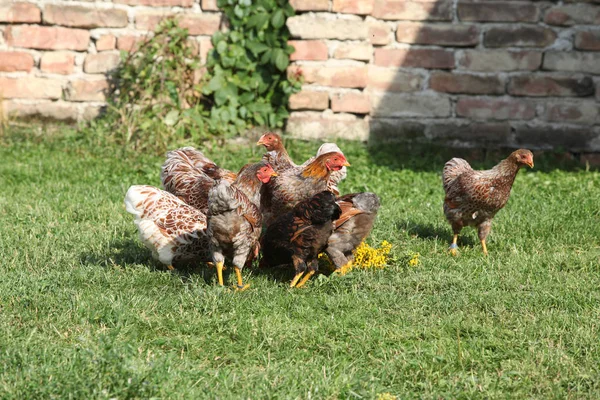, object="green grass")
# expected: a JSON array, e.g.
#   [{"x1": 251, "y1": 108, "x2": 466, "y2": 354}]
[{"x1": 1, "y1": 126, "x2": 600, "y2": 399}]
